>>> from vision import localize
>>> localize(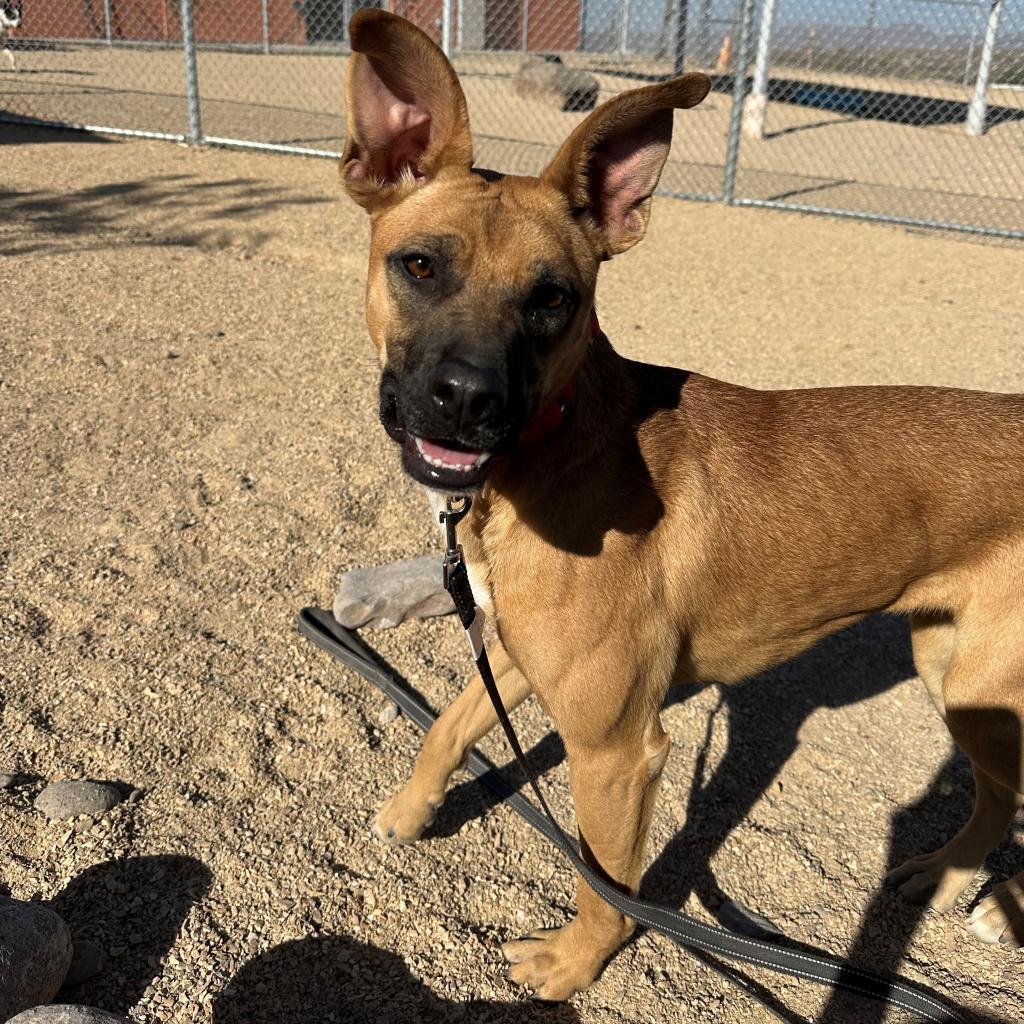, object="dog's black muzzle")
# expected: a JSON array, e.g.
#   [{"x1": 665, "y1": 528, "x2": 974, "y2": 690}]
[{"x1": 379, "y1": 350, "x2": 530, "y2": 490}]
